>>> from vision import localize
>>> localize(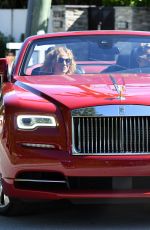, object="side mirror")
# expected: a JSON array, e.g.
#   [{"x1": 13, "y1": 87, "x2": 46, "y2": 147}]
[{"x1": 0, "y1": 58, "x2": 8, "y2": 83}]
